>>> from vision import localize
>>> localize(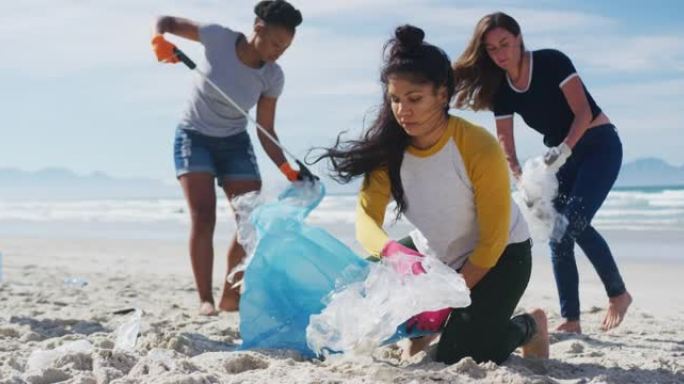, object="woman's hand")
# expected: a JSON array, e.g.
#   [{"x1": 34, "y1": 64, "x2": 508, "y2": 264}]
[
  {"x1": 543, "y1": 142, "x2": 572, "y2": 169},
  {"x1": 151, "y1": 34, "x2": 179, "y2": 63},
  {"x1": 406, "y1": 307, "x2": 452, "y2": 332},
  {"x1": 381, "y1": 240, "x2": 426, "y2": 275}
]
